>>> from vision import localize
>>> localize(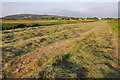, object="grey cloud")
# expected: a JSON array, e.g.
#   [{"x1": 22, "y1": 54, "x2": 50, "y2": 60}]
[
  {"x1": 37, "y1": 6, "x2": 117, "y2": 18},
  {"x1": 55, "y1": 9, "x2": 117, "y2": 18},
  {"x1": 90, "y1": 6, "x2": 105, "y2": 10}
]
